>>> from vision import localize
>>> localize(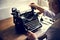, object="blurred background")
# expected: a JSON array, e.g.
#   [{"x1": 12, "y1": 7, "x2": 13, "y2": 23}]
[{"x1": 0, "y1": 0, "x2": 49, "y2": 20}]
